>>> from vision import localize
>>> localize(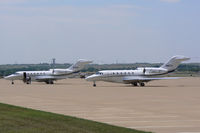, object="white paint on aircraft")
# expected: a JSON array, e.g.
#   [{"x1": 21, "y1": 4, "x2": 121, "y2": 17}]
[
  {"x1": 5, "y1": 59, "x2": 92, "y2": 84},
  {"x1": 86, "y1": 55, "x2": 190, "y2": 87}
]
